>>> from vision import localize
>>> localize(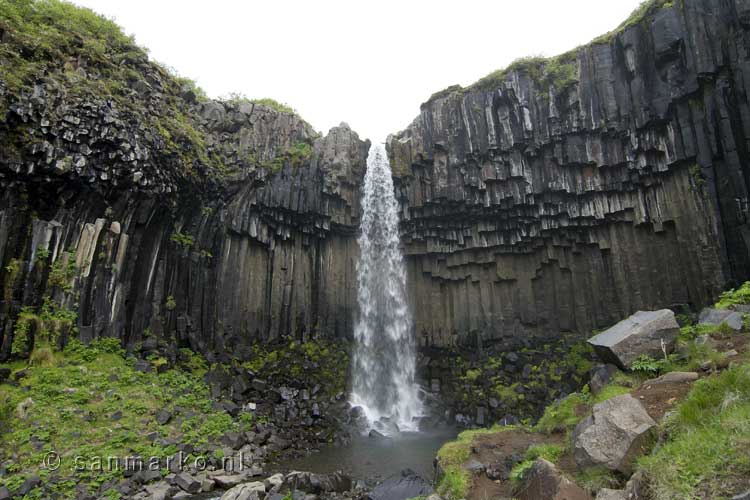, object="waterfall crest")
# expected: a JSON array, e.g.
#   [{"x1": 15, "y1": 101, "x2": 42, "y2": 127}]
[{"x1": 350, "y1": 143, "x2": 421, "y2": 433}]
